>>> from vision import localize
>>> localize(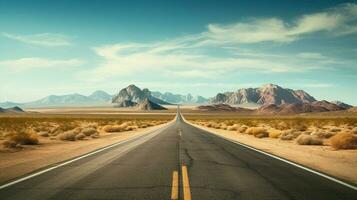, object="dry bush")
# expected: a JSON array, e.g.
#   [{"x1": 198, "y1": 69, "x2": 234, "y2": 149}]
[
  {"x1": 296, "y1": 134, "x2": 323, "y2": 145},
  {"x1": 58, "y1": 130, "x2": 77, "y2": 141},
  {"x1": 81, "y1": 127, "x2": 98, "y2": 136},
  {"x1": 75, "y1": 133, "x2": 86, "y2": 140},
  {"x1": 280, "y1": 130, "x2": 300, "y2": 140},
  {"x1": 103, "y1": 125, "x2": 124, "y2": 132},
  {"x1": 330, "y1": 132, "x2": 357, "y2": 150},
  {"x1": 227, "y1": 124, "x2": 240, "y2": 131},
  {"x1": 3, "y1": 130, "x2": 39, "y2": 148},
  {"x1": 220, "y1": 124, "x2": 228, "y2": 130},
  {"x1": 38, "y1": 131, "x2": 49, "y2": 137},
  {"x1": 269, "y1": 130, "x2": 282, "y2": 138},
  {"x1": 245, "y1": 127, "x2": 267, "y2": 135},
  {"x1": 311, "y1": 131, "x2": 334, "y2": 139},
  {"x1": 330, "y1": 128, "x2": 341, "y2": 132},
  {"x1": 237, "y1": 125, "x2": 248, "y2": 133},
  {"x1": 91, "y1": 132, "x2": 100, "y2": 138}
]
